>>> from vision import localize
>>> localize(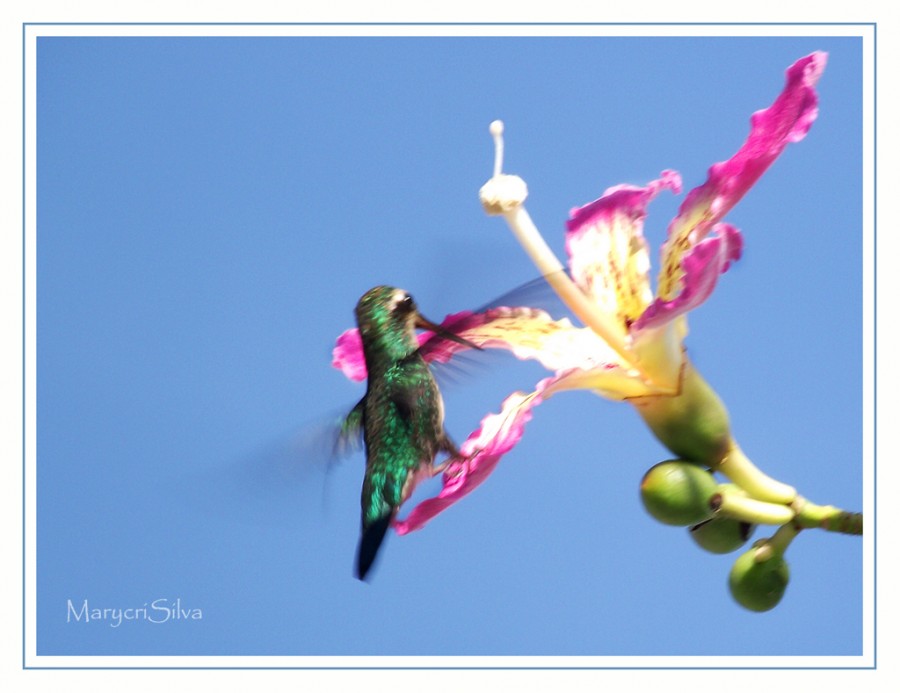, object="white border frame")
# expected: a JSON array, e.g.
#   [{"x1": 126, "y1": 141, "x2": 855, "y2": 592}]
[{"x1": 21, "y1": 22, "x2": 876, "y2": 670}]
